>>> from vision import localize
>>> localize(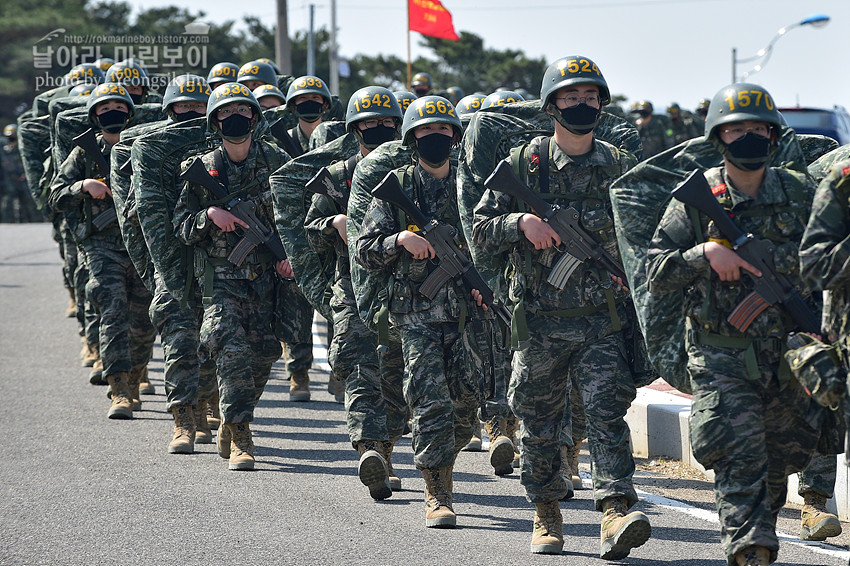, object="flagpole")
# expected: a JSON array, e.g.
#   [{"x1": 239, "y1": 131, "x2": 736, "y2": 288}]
[{"x1": 406, "y1": 0, "x2": 412, "y2": 89}]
